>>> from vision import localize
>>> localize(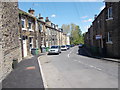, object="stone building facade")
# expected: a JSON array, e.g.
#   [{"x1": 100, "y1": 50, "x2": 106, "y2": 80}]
[
  {"x1": 105, "y1": 2, "x2": 120, "y2": 58},
  {"x1": 66, "y1": 35, "x2": 70, "y2": 45},
  {"x1": 18, "y1": 9, "x2": 70, "y2": 55},
  {"x1": 0, "y1": 2, "x2": 22, "y2": 82},
  {"x1": 19, "y1": 9, "x2": 37, "y2": 58},
  {"x1": 92, "y1": 8, "x2": 106, "y2": 56},
  {"x1": 37, "y1": 16, "x2": 46, "y2": 52},
  {"x1": 45, "y1": 17, "x2": 68, "y2": 47},
  {"x1": 84, "y1": 2, "x2": 120, "y2": 58}
]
